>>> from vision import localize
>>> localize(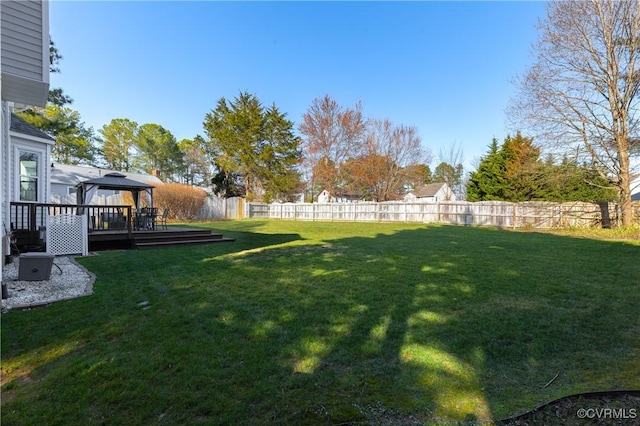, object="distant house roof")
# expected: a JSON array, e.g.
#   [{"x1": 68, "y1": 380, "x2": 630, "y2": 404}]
[
  {"x1": 334, "y1": 191, "x2": 365, "y2": 199},
  {"x1": 412, "y1": 183, "x2": 447, "y2": 198},
  {"x1": 10, "y1": 113, "x2": 54, "y2": 141},
  {"x1": 318, "y1": 189, "x2": 365, "y2": 200},
  {"x1": 51, "y1": 163, "x2": 163, "y2": 187}
]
